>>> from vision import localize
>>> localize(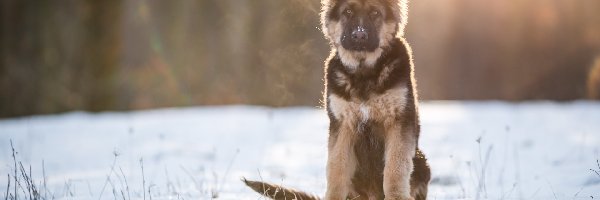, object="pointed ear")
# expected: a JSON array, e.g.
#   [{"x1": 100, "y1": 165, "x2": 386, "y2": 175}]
[
  {"x1": 398, "y1": 0, "x2": 409, "y2": 36},
  {"x1": 321, "y1": 0, "x2": 341, "y2": 21},
  {"x1": 385, "y1": 0, "x2": 409, "y2": 36},
  {"x1": 320, "y1": 0, "x2": 341, "y2": 42},
  {"x1": 322, "y1": 0, "x2": 339, "y2": 7},
  {"x1": 323, "y1": 0, "x2": 345, "y2": 9}
]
